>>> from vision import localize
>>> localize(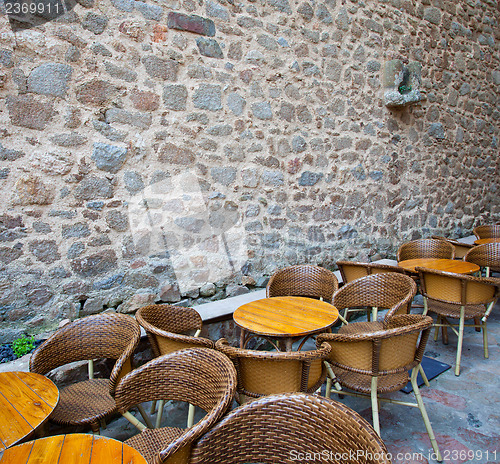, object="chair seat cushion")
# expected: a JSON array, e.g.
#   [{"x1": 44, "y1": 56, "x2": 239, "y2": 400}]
[
  {"x1": 331, "y1": 366, "x2": 409, "y2": 394},
  {"x1": 125, "y1": 426, "x2": 185, "y2": 463},
  {"x1": 51, "y1": 379, "x2": 116, "y2": 426},
  {"x1": 426, "y1": 300, "x2": 485, "y2": 319},
  {"x1": 338, "y1": 321, "x2": 384, "y2": 334}
]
